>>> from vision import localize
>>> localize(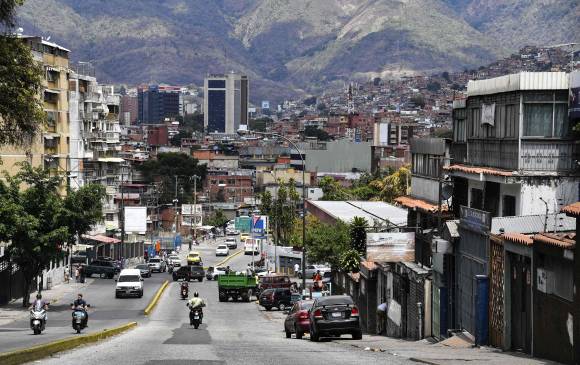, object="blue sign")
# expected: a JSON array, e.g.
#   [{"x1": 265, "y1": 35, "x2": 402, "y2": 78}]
[
  {"x1": 251, "y1": 215, "x2": 269, "y2": 238},
  {"x1": 174, "y1": 234, "x2": 182, "y2": 248}
]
